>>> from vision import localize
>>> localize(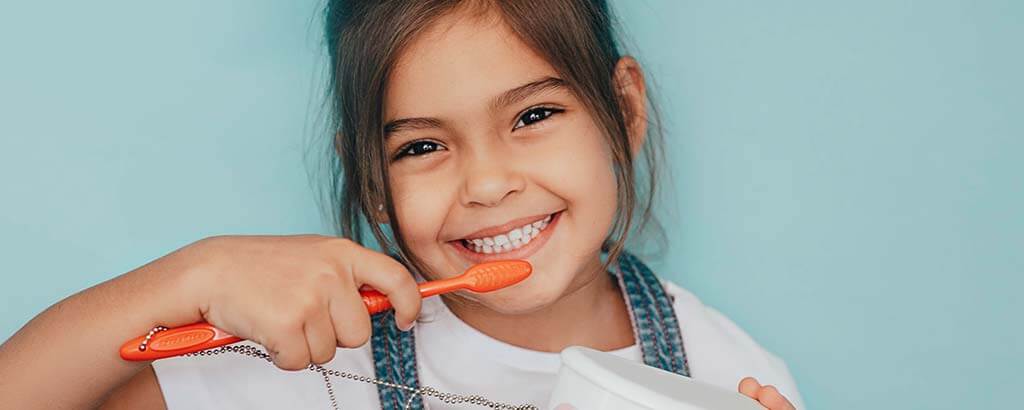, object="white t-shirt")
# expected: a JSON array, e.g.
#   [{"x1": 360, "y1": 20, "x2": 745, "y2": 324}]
[{"x1": 153, "y1": 281, "x2": 805, "y2": 409}]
